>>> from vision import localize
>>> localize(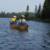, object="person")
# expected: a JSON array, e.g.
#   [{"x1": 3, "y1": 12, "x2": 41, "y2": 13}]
[
  {"x1": 10, "y1": 16, "x2": 17, "y2": 24},
  {"x1": 18, "y1": 15, "x2": 27, "y2": 25},
  {"x1": 21, "y1": 15, "x2": 26, "y2": 23}
]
